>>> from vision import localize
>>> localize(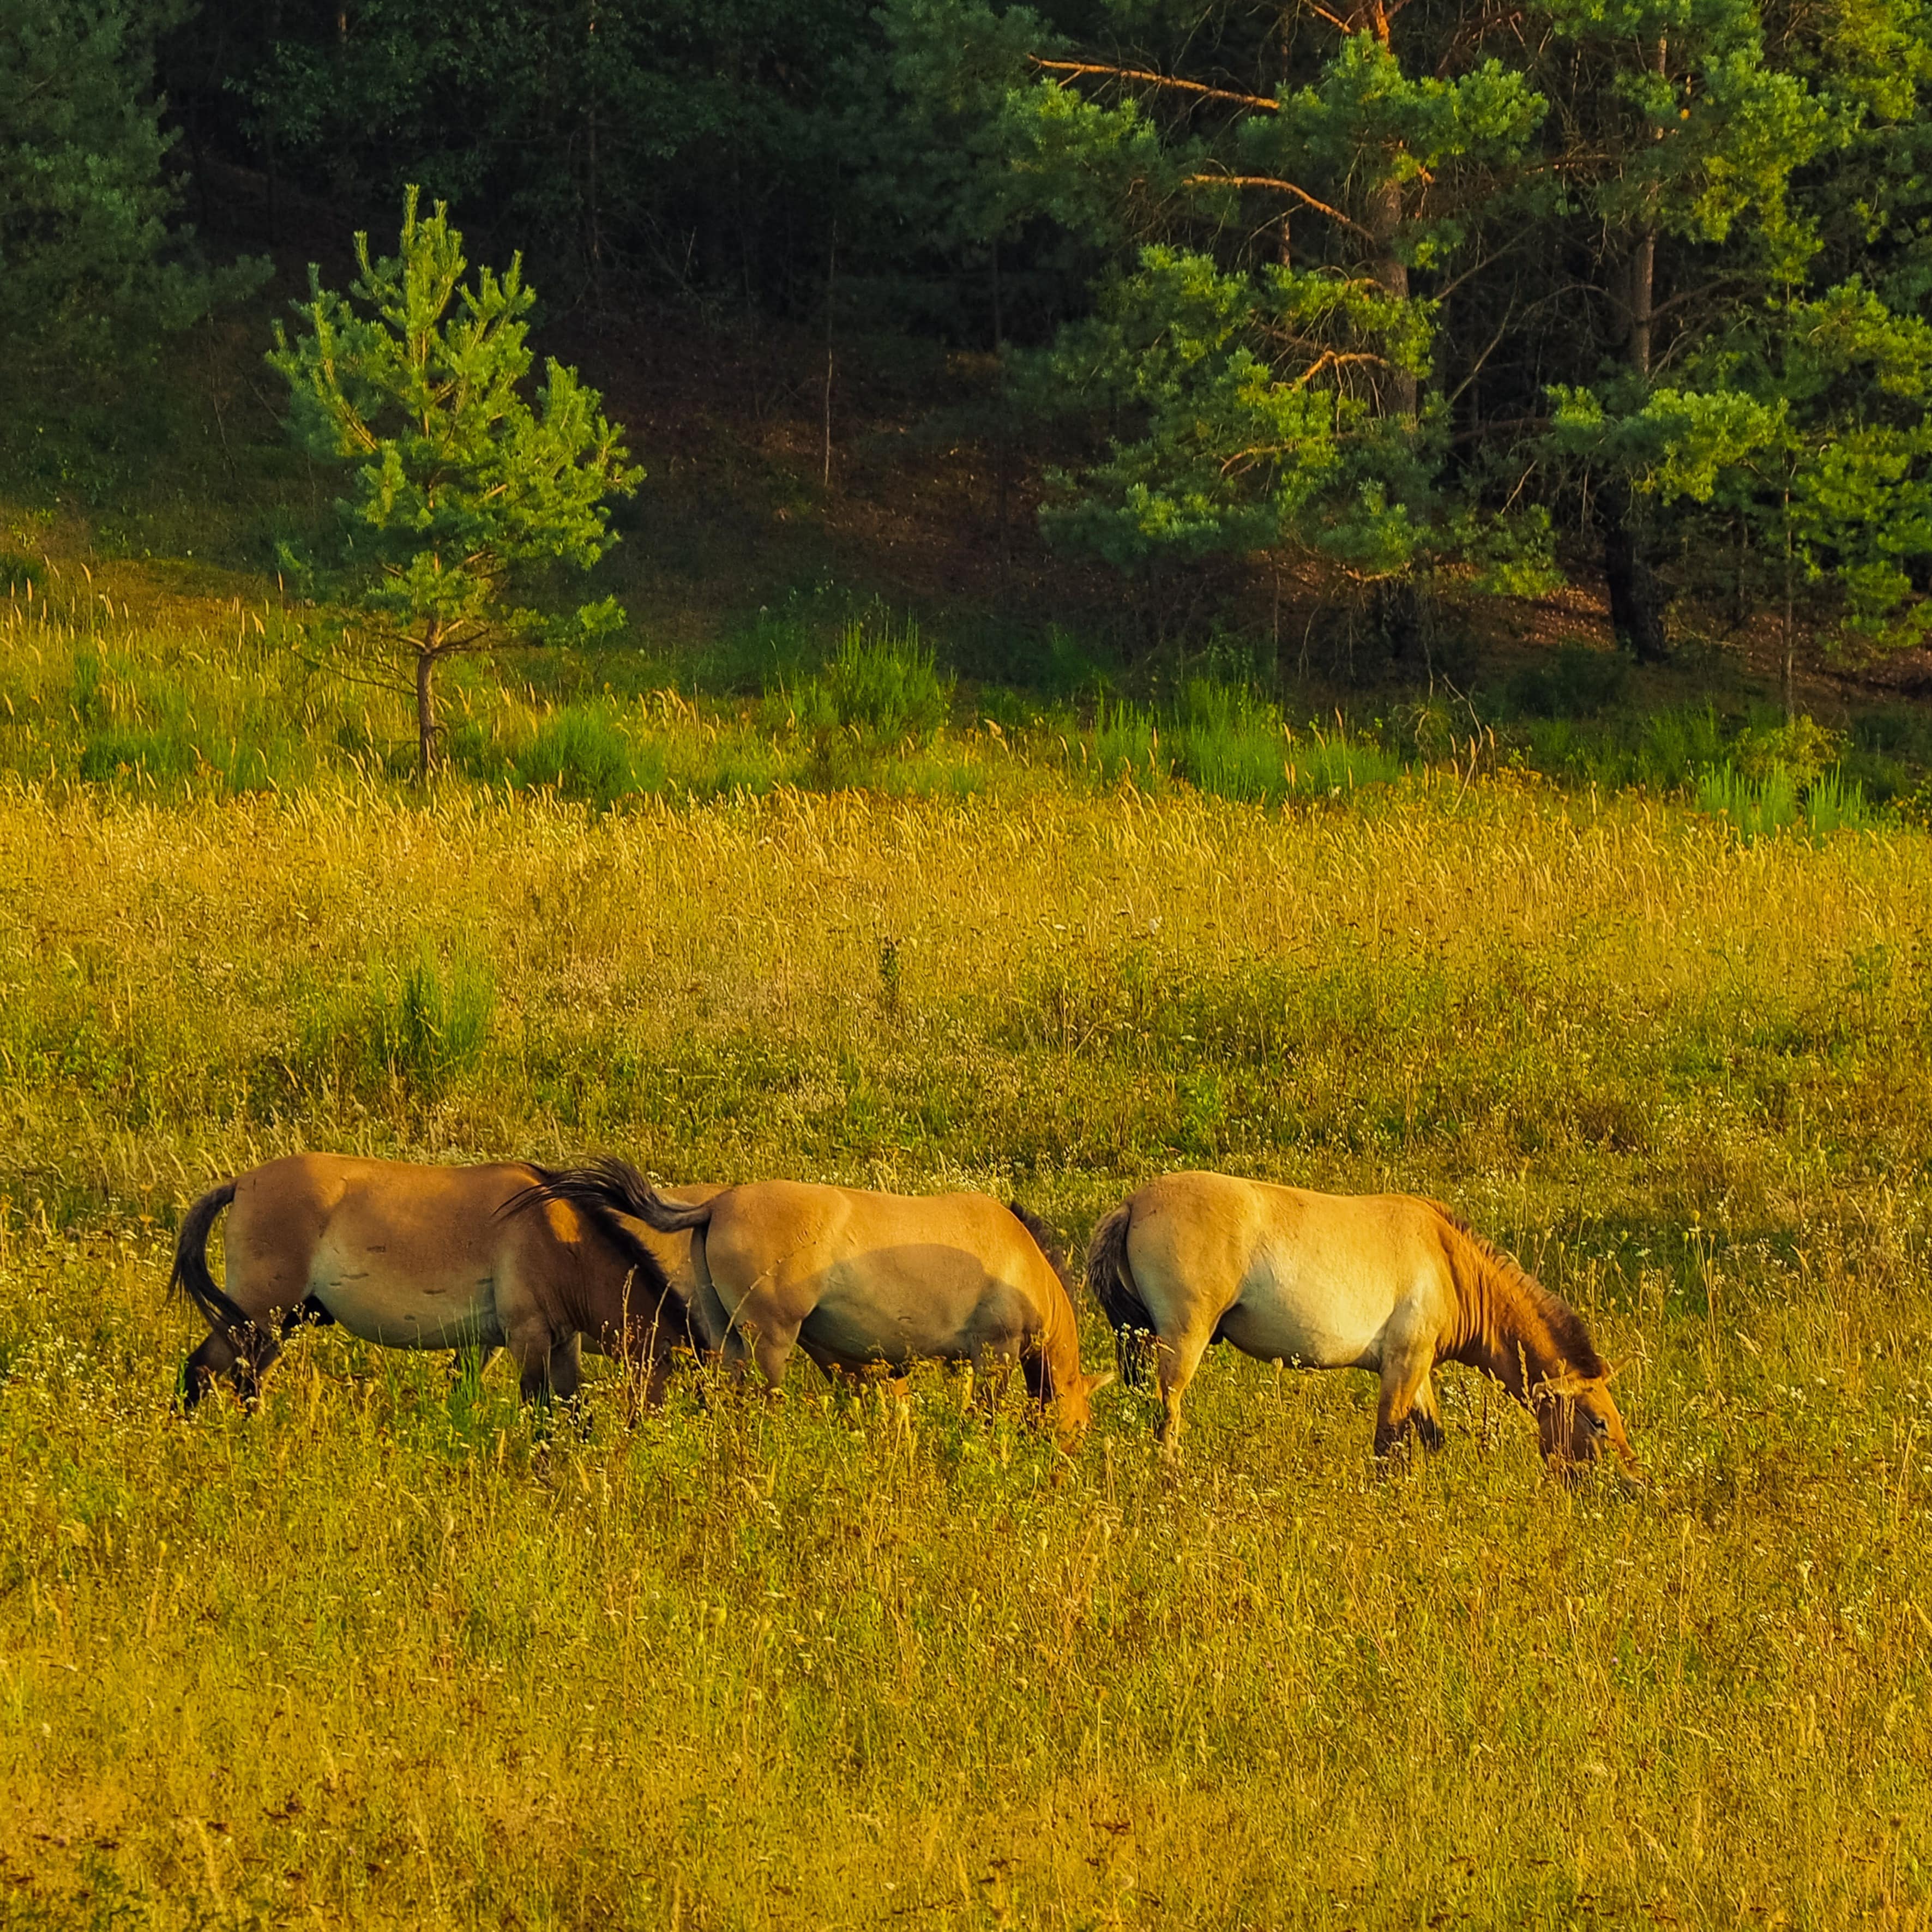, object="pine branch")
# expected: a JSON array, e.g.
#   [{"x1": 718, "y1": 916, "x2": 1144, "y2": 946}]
[
  {"x1": 1183, "y1": 172, "x2": 1370, "y2": 239},
  {"x1": 1031, "y1": 57, "x2": 1280, "y2": 113}
]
